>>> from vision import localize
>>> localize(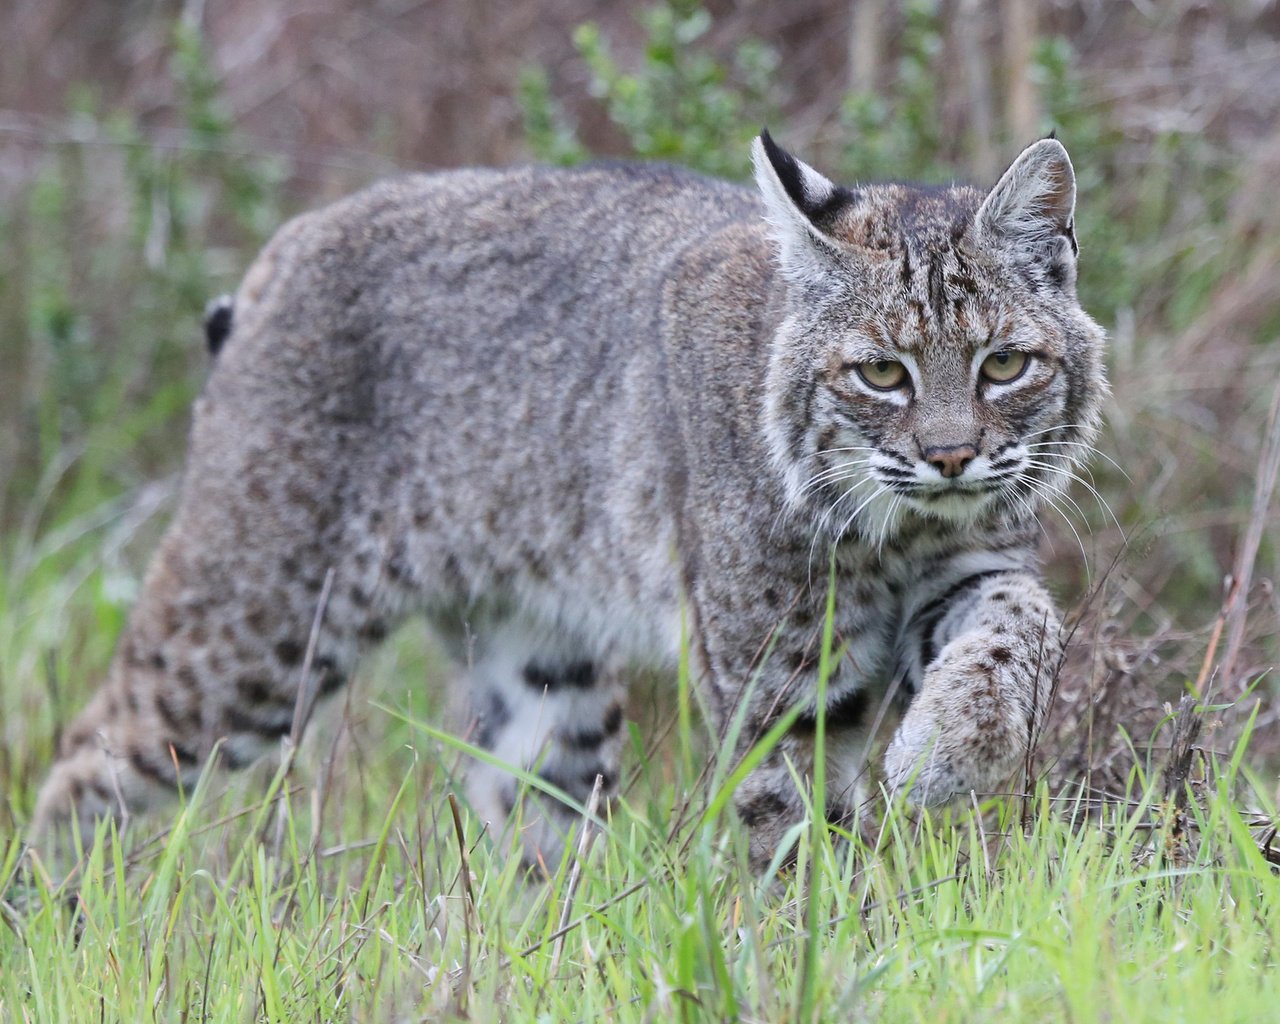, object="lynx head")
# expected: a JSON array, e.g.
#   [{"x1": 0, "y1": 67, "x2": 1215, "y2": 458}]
[{"x1": 753, "y1": 131, "x2": 1107, "y2": 542}]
